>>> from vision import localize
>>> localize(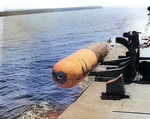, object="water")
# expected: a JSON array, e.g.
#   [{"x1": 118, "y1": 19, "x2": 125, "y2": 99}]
[{"x1": 0, "y1": 6, "x2": 149, "y2": 119}]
